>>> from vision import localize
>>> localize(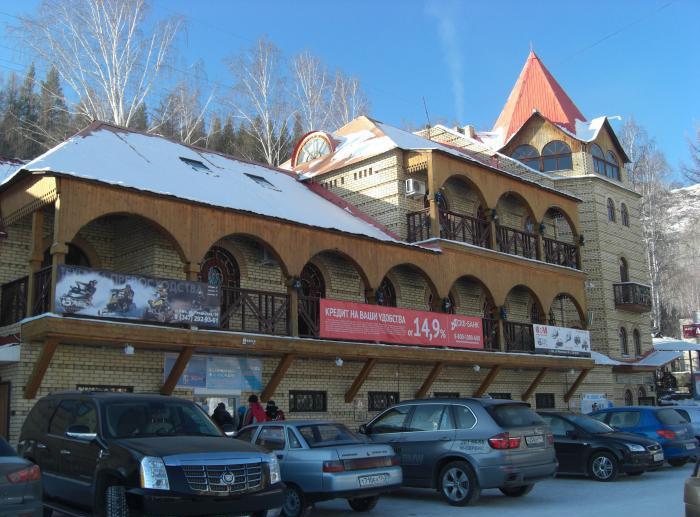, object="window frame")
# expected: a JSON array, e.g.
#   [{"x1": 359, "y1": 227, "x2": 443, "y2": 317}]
[
  {"x1": 541, "y1": 140, "x2": 573, "y2": 172},
  {"x1": 620, "y1": 327, "x2": 629, "y2": 356},
  {"x1": 621, "y1": 203, "x2": 629, "y2": 227},
  {"x1": 607, "y1": 198, "x2": 616, "y2": 222},
  {"x1": 368, "y1": 391, "x2": 400, "y2": 412},
  {"x1": 535, "y1": 393, "x2": 556, "y2": 409},
  {"x1": 511, "y1": 144, "x2": 541, "y2": 170},
  {"x1": 633, "y1": 329, "x2": 642, "y2": 357},
  {"x1": 619, "y1": 257, "x2": 629, "y2": 282},
  {"x1": 289, "y1": 390, "x2": 327, "y2": 413}
]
